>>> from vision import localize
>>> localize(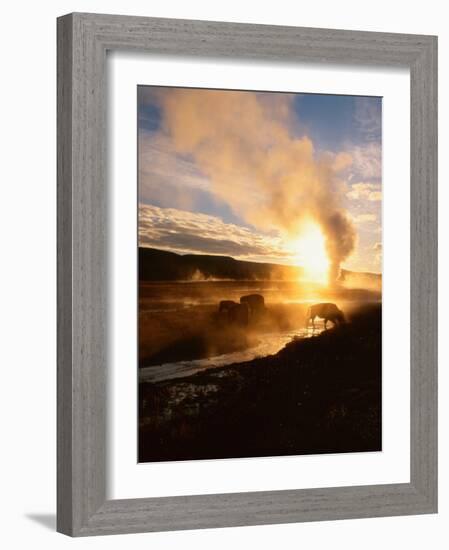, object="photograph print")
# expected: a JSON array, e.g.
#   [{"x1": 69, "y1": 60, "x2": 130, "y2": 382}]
[{"x1": 138, "y1": 86, "x2": 382, "y2": 463}]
